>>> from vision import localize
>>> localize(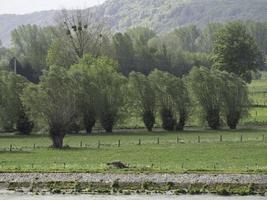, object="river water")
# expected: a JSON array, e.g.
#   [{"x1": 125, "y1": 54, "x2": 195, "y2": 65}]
[{"x1": 0, "y1": 194, "x2": 266, "y2": 200}]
